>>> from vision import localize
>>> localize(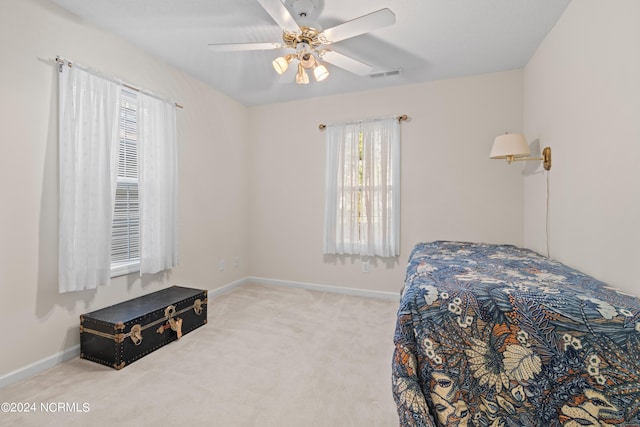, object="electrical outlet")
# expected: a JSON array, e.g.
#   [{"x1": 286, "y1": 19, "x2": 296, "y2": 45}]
[
  {"x1": 219, "y1": 259, "x2": 225, "y2": 271},
  {"x1": 234, "y1": 258, "x2": 240, "y2": 268},
  {"x1": 362, "y1": 260, "x2": 370, "y2": 273}
]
